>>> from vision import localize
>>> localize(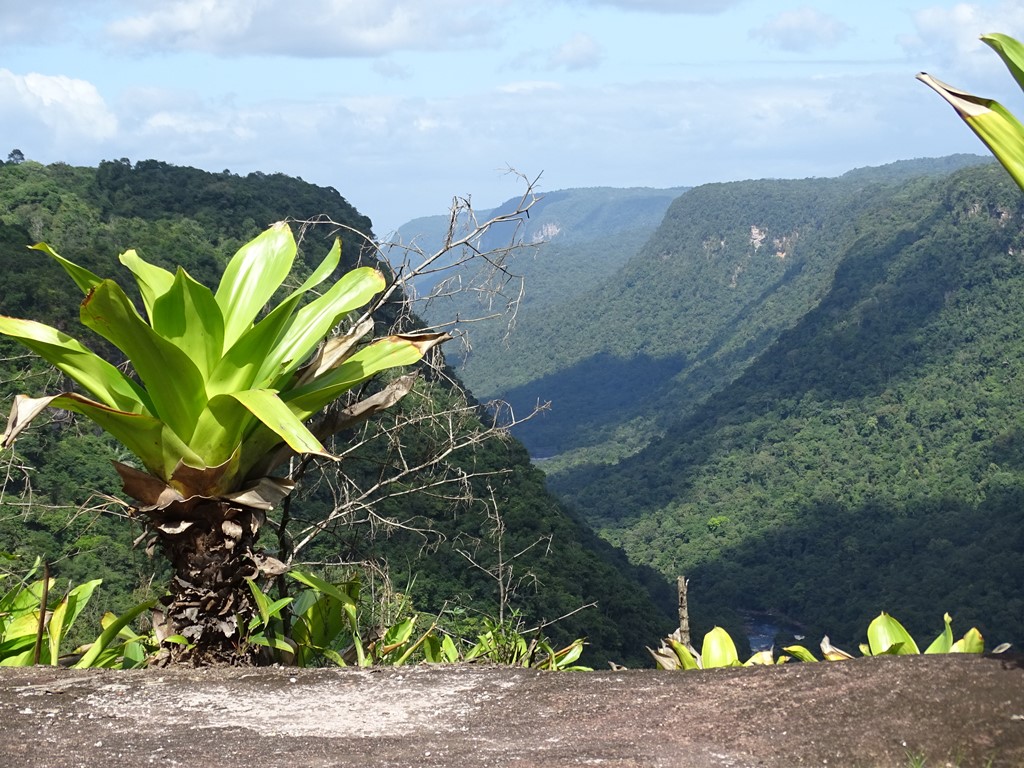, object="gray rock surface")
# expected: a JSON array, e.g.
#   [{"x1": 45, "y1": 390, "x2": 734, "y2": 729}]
[{"x1": 2, "y1": 655, "x2": 1022, "y2": 767}]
